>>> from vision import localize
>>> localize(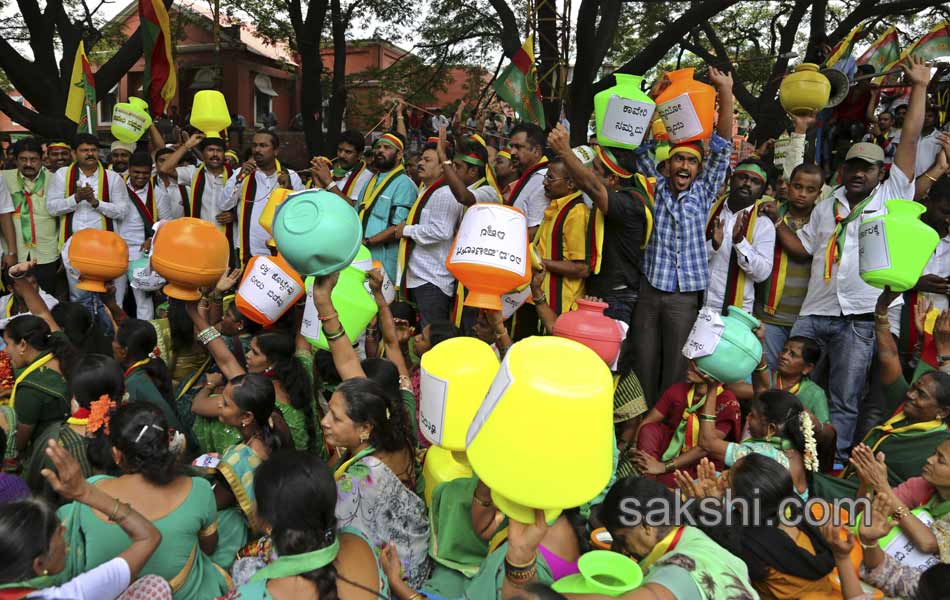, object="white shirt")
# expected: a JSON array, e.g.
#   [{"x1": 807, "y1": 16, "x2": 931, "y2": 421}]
[
  {"x1": 511, "y1": 168, "x2": 548, "y2": 227},
  {"x1": 403, "y1": 184, "x2": 463, "y2": 296},
  {"x1": 471, "y1": 182, "x2": 501, "y2": 204},
  {"x1": 175, "y1": 164, "x2": 228, "y2": 222},
  {"x1": 29, "y1": 557, "x2": 131, "y2": 600},
  {"x1": 121, "y1": 183, "x2": 172, "y2": 256},
  {"x1": 431, "y1": 115, "x2": 450, "y2": 131},
  {"x1": 334, "y1": 164, "x2": 374, "y2": 202},
  {"x1": 222, "y1": 167, "x2": 304, "y2": 257},
  {"x1": 892, "y1": 129, "x2": 942, "y2": 177},
  {"x1": 154, "y1": 175, "x2": 189, "y2": 219},
  {"x1": 0, "y1": 175, "x2": 11, "y2": 213},
  {"x1": 797, "y1": 165, "x2": 915, "y2": 316},
  {"x1": 47, "y1": 165, "x2": 129, "y2": 232},
  {"x1": 704, "y1": 202, "x2": 776, "y2": 312}
]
